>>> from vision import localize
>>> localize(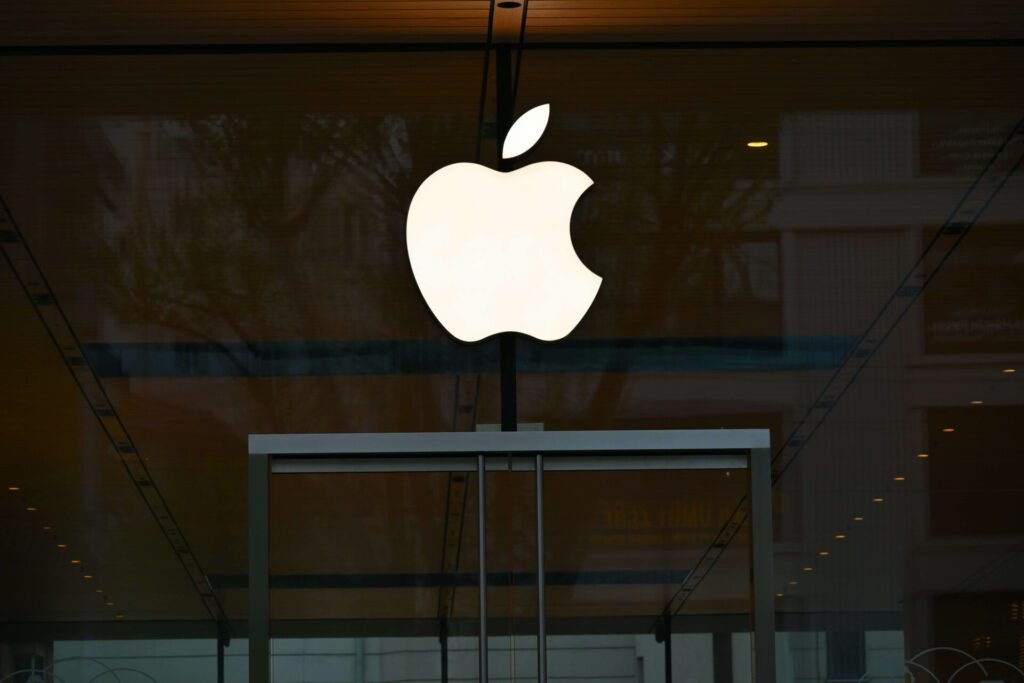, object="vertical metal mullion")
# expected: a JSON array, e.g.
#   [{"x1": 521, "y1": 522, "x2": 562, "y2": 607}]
[
  {"x1": 536, "y1": 453, "x2": 547, "y2": 683},
  {"x1": 478, "y1": 454, "x2": 489, "y2": 683},
  {"x1": 440, "y1": 618, "x2": 449, "y2": 683},
  {"x1": 712, "y1": 632, "x2": 733, "y2": 683},
  {"x1": 496, "y1": 44, "x2": 517, "y2": 435},
  {"x1": 216, "y1": 632, "x2": 224, "y2": 683},
  {"x1": 750, "y1": 448, "x2": 776, "y2": 682},
  {"x1": 248, "y1": 452, "x2": 270, "y2": 683},
  {"x1": 663, "y1": 615, "x2": 672, "y2": 682}
]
